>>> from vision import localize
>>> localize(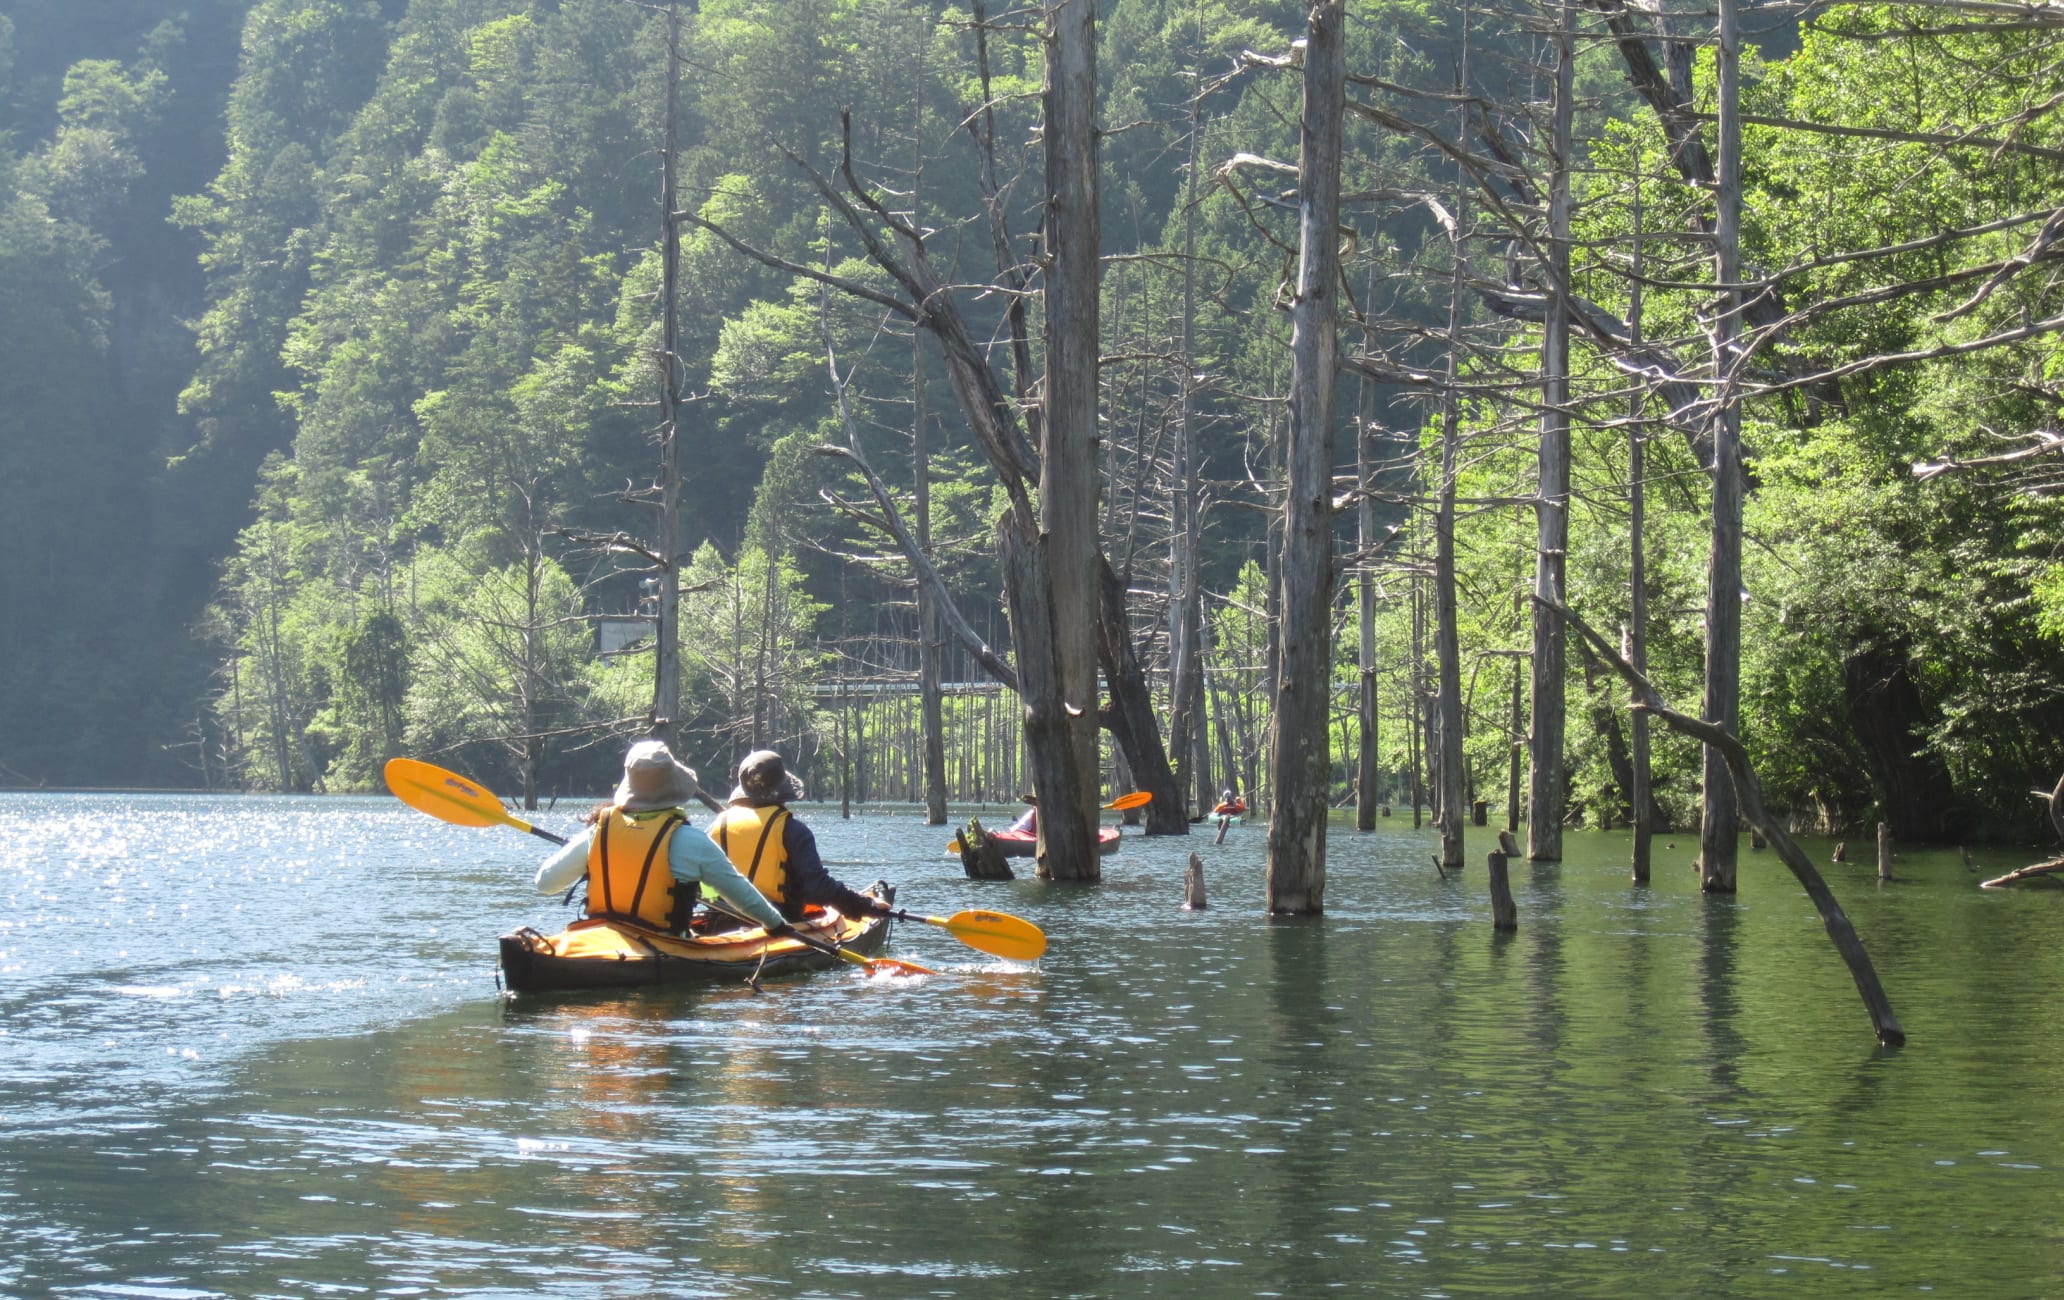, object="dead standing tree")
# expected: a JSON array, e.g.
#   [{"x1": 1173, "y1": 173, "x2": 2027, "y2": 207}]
[
  {"x1": 1529, "y1": 0, "x2": 1576, "y2": 864},
  {"x1": 1554, "y1": 597, "x2": 1904, "y2": 1047},
  {"x1": 1266, "y1": 1, "x2": 1347, "y2": 915},
  {"x1": 683, "y1": 4, "x2": 1186, "y2": 873},
  {"x1": 1015, "y1": 0, "x2": 1104, "y2": 878}
]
